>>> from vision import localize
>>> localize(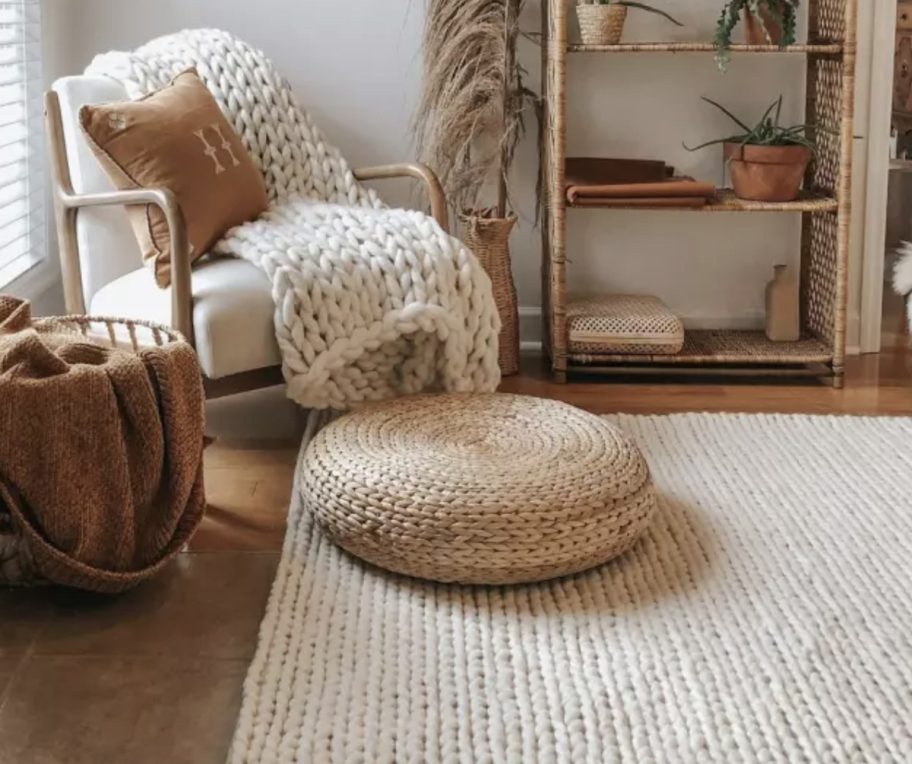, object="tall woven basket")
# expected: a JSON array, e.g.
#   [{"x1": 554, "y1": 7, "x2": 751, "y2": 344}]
[
  {"x1": 0, "y1": 315, "x2": 187, "y2": 587},
  {"x1": 460, "y1": 212, "x2": 519, "y2": 376},
  {"x1": 576, "y1": 4, "x2": 628, "y2": 45}
]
